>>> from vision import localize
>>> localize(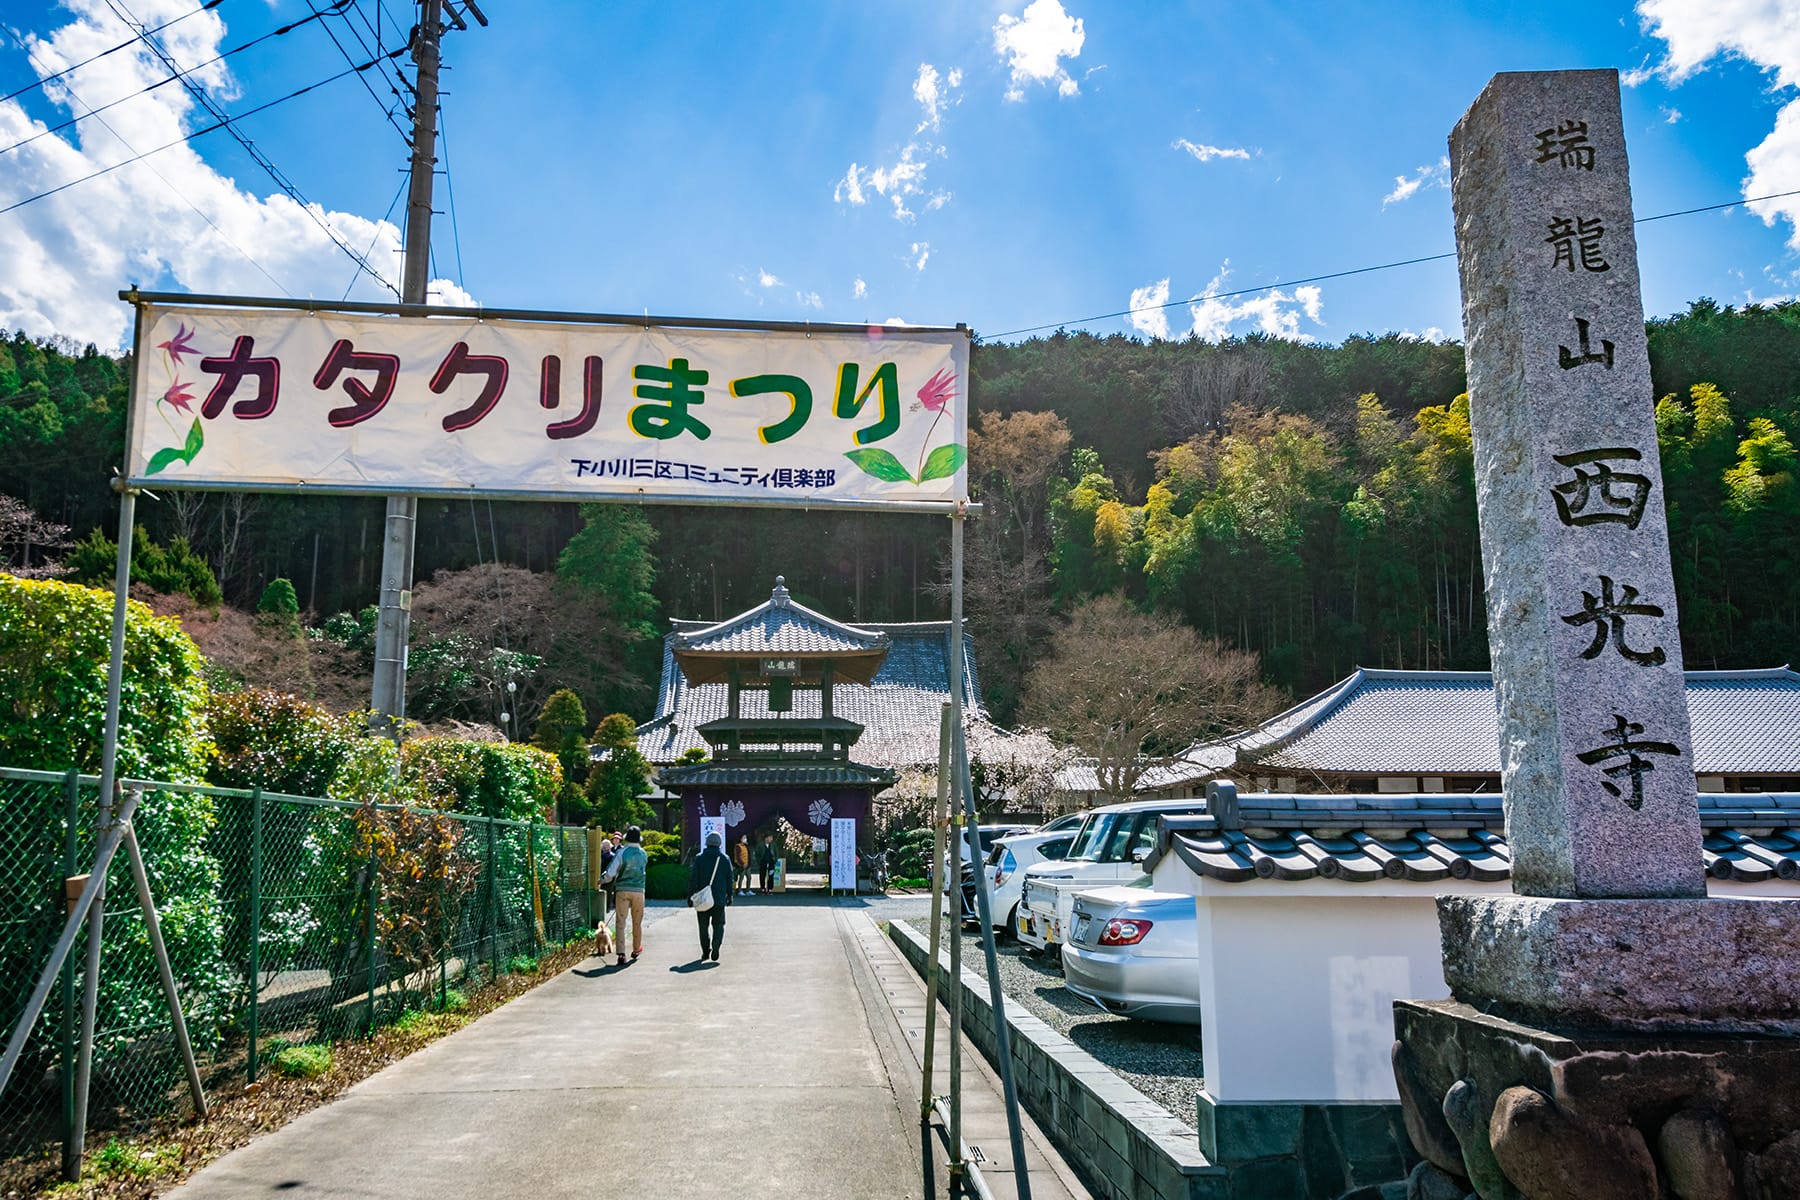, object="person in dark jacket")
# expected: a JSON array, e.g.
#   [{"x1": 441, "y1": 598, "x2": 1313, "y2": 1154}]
[{"x1": 689, "y1": 831, "x2": 733, "y2": 961}]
